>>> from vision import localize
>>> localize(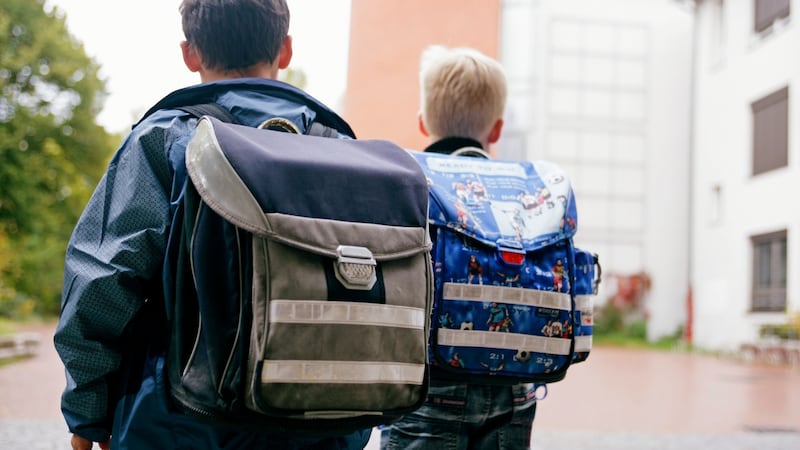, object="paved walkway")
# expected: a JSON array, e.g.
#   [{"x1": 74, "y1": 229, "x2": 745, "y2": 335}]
[
  {"x1": 525, "y1": 345, "x2": 800, "y2": 449},
  {"x1": 2, "y1": 324, "x2": 799, "y2": 449}
]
